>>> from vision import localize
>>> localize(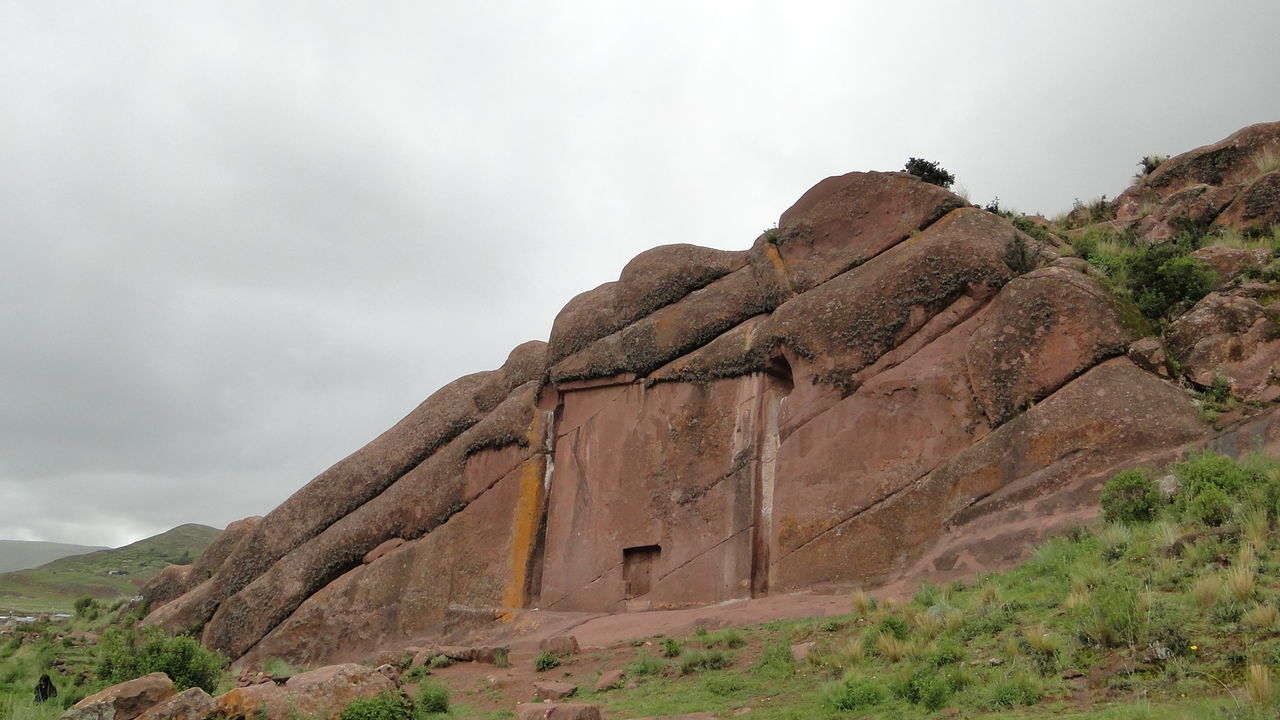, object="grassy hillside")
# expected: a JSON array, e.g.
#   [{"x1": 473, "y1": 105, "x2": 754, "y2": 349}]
[
  {"x1": 0, "y1": 524, "x2": 219, "y2": 614},
  {"x1": 0, "y1": 541, "x2": 108, "y2": 574},
  {"x1": 4, "y1": 453, "x2": 1280, "y2": 718}
]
